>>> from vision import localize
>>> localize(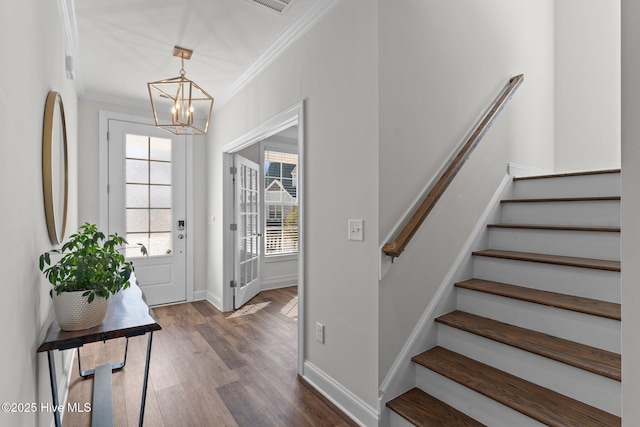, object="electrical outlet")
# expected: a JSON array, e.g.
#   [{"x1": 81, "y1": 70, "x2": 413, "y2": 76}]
[{"x1": 315, "y1": 322, "x2": 324, "y2": 343}]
